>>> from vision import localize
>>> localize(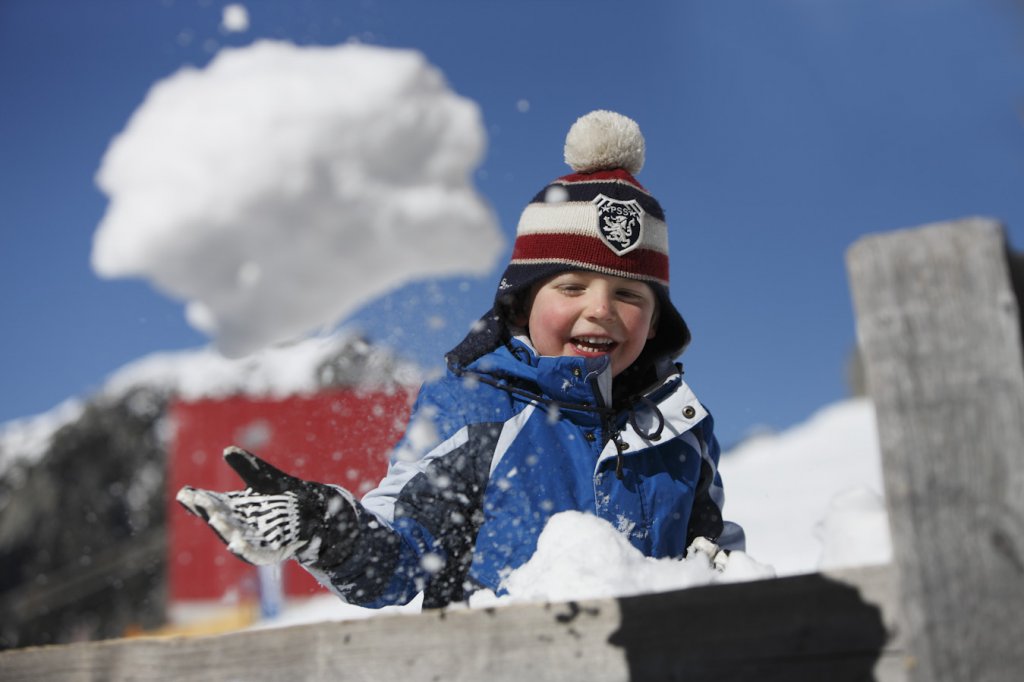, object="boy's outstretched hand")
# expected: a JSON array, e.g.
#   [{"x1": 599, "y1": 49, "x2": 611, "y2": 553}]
[{"x1": 177, "y1": 446, "x2": 359, "y2": 566}]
